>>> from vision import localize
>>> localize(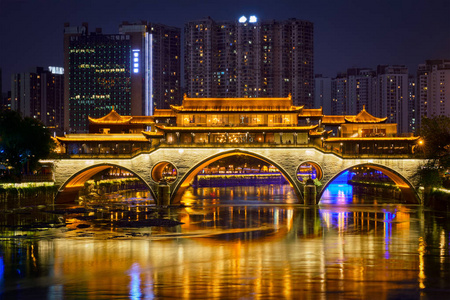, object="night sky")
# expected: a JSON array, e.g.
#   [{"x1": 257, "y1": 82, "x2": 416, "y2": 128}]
[{"x1": 1, "y1": 0, "x2": 449, "y2": 91}]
